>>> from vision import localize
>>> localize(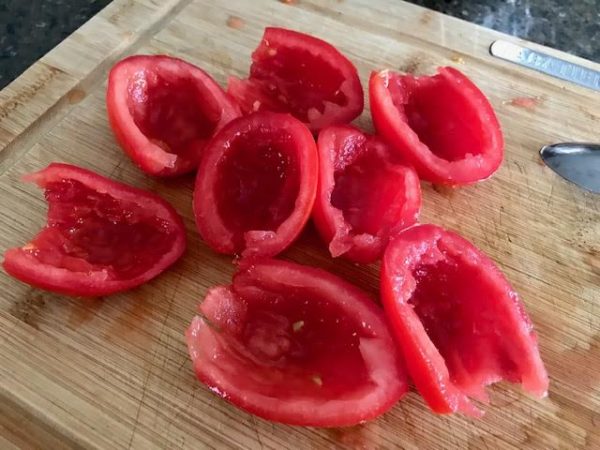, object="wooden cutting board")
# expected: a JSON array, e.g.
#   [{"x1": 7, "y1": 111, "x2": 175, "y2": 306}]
[{"x1": 1, "y1": 0, "x2": 598, "y2": 448}]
